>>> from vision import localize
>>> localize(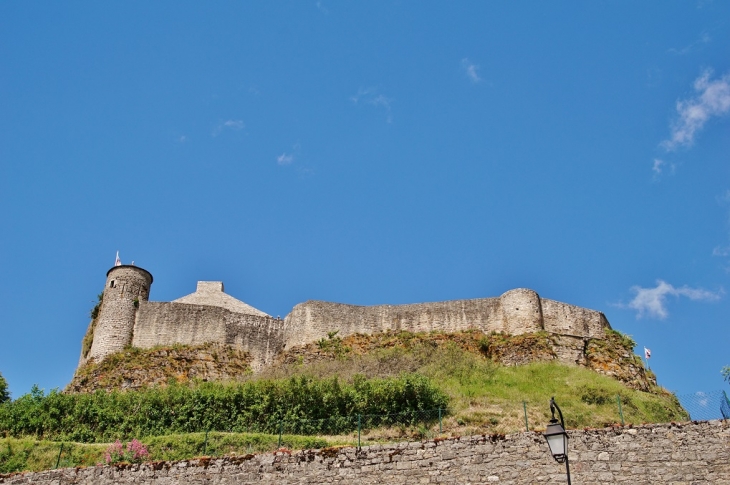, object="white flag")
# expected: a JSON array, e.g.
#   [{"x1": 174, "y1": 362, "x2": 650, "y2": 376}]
[
  {"x1": 644, "y1": 347, "x2": 651, "y2": 359},
  {"x1": 115, "y1": 251, "x2": 122, "y2": 266}
]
